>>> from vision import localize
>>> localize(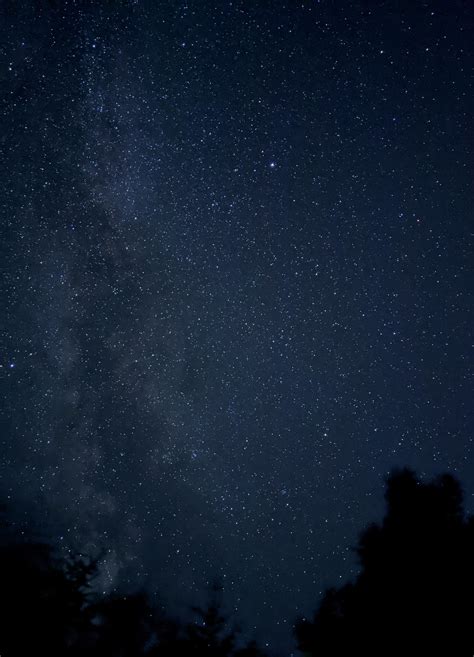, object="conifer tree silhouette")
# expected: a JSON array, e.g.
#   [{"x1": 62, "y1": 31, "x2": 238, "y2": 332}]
[
  {"x1": 0, "y1": 503, "x2": 268, "y2": 656},
  {"x1": 0, "y1": 512, "x2": 99, "y2": 656},
  {"x1": 295, "y1": 468, "x2": 474, "y2": 657}
]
